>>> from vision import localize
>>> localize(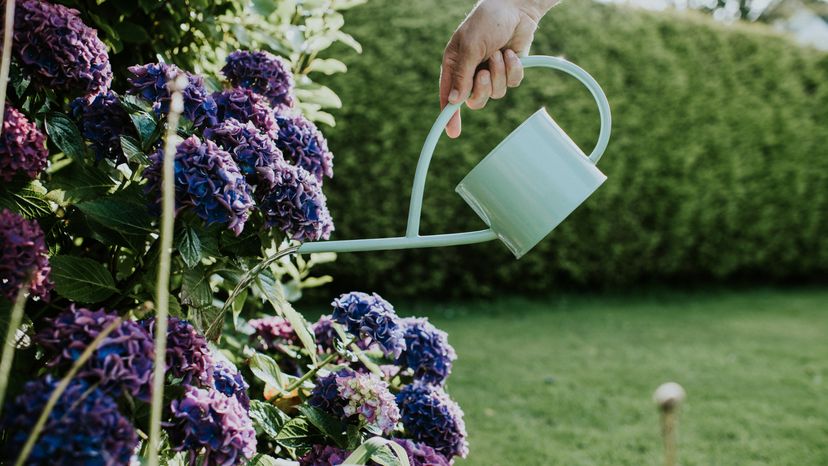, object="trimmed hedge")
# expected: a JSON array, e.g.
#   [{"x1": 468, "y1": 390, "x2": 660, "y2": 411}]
[{"x1": 314, "y1": 0, "x2": 828, "y2": 297}]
